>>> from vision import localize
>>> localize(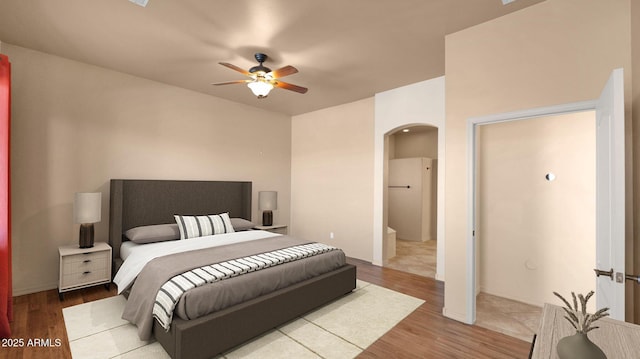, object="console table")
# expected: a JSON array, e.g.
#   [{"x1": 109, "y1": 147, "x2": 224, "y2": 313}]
[{"x1": 531, "y1": 303, "x2": 640, "y2": 358}]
